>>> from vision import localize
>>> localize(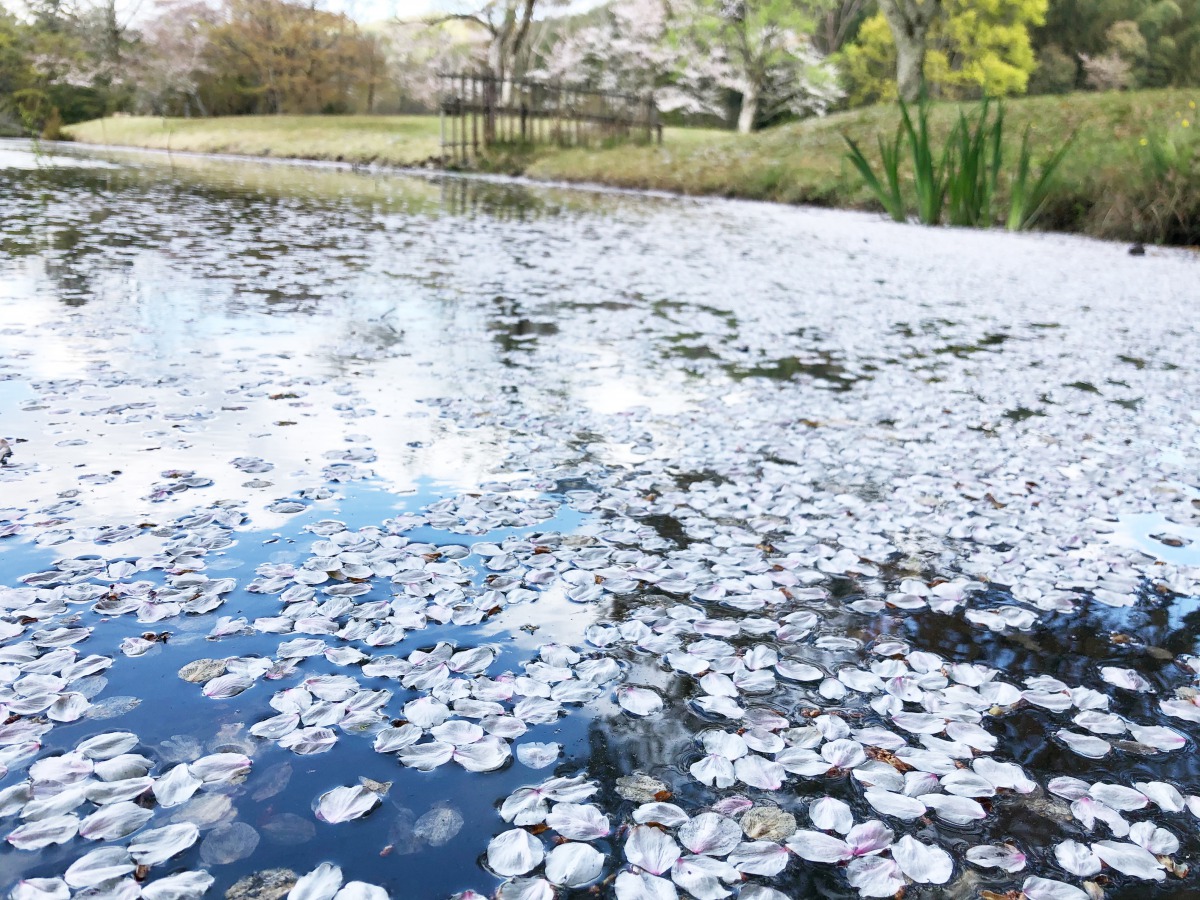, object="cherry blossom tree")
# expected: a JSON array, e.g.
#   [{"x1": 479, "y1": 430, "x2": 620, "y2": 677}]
[{"x1": 668, "y1": 0, "x2": 842, "y2": 132}]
